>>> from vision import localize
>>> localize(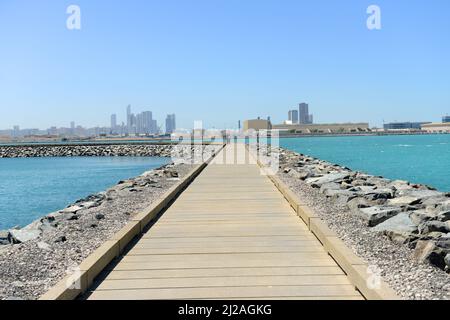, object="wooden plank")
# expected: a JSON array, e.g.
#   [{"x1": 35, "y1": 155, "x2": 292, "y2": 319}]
[
  {"x1": 95, "y1": 275, "x2": 353, "y2": 291},
  {"x1": 102, "y1": 266, "x2": 346, "y2": 280},
  {"x1": 87, "y1": 285, "x2": 360, "y2": 300},
  {"x1": 127, "y1": 246, "x2": 326, "y2": 255},
  {"x1": 108, "y1": 258, "x2": 337, "y2": 270},
  {"x1": 120, "y1": 252, "x2": 331, "y2": 264}
]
